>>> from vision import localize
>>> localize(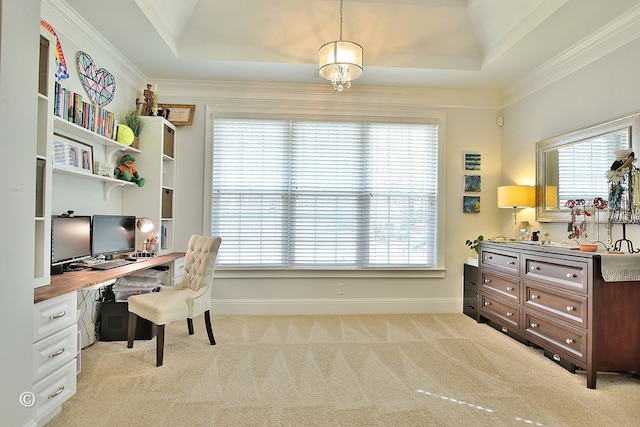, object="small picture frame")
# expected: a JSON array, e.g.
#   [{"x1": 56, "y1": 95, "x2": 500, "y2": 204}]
[
  {"x1": 463, "y1": 196, "x2": 481, "y2": 213},
  {"x1": 464, "y1": 174, "x2": 481, "y2": 192},
  {"x1": 464, "y1": 152, "x2": 481, "y2": 171},
  {"x1": 160, "y1": 103, "x2": 195, "y2": 126},
  {"x1": 53, "y1": 138, "x2": 93, "y2": 173}
]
